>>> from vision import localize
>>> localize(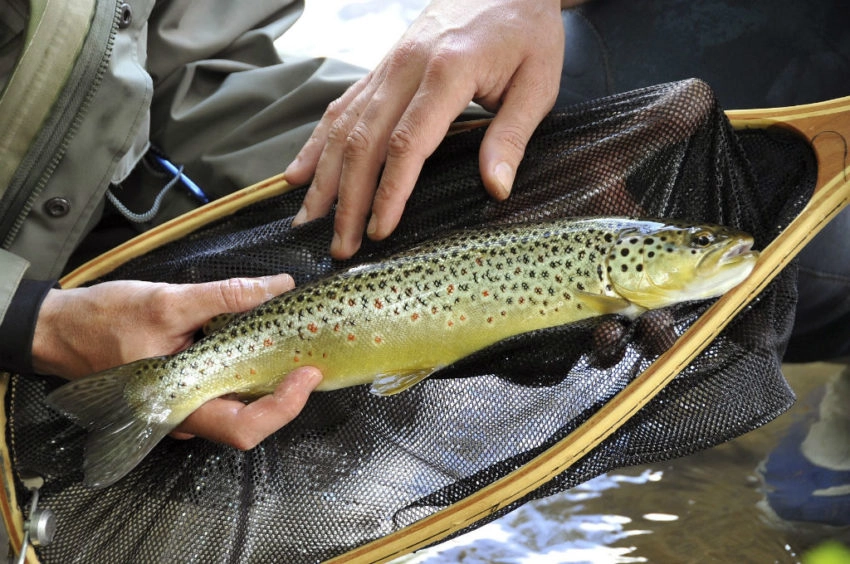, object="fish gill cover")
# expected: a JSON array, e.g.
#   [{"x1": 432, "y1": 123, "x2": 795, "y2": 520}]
[{"x1": 10, "y1": 80, "x2": 815, "y2": 562}]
